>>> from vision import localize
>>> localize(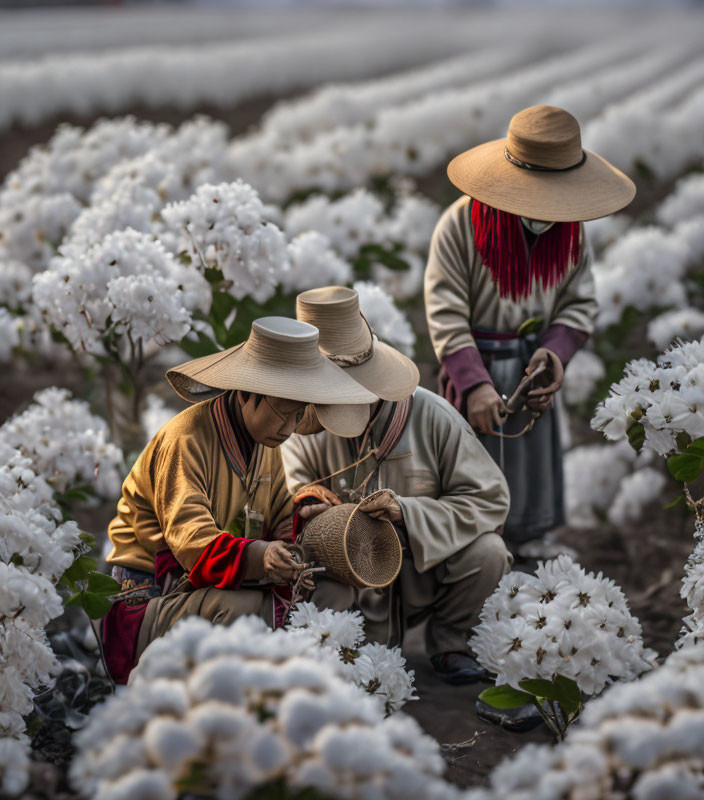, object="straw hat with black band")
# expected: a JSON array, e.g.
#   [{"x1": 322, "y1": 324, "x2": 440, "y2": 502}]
[
  {"x1": 166, "y1": 316, "x2": 377, "y2": 438},
  {"x1": 295, "y1": 287, "x2": 419, "y2": 419},
  {"x1": 447, "y1": 104, "x2": 635, "y2": 222}
]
